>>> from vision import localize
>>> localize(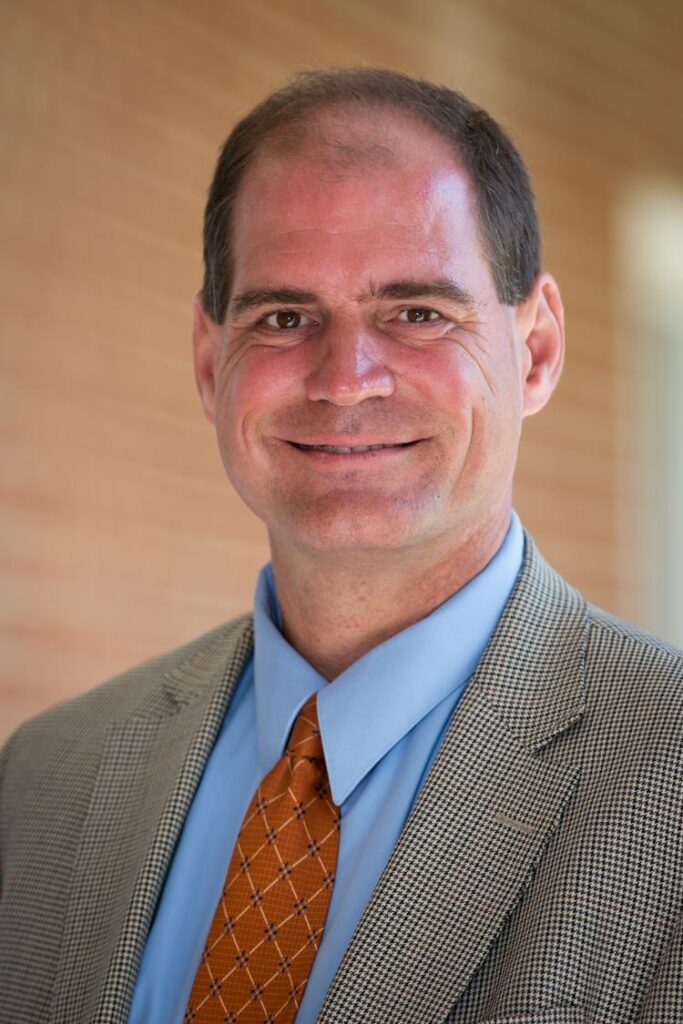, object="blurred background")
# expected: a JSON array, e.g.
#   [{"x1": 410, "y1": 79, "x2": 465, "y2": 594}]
[{"x1": 1, "y1": 0, "x2": 682, "y2": 744}]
